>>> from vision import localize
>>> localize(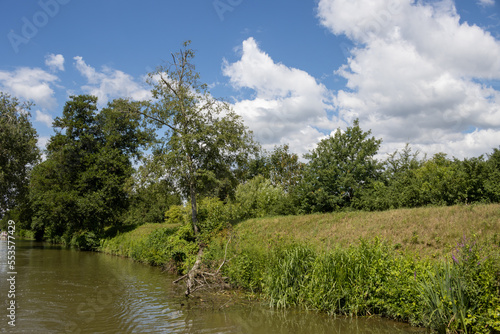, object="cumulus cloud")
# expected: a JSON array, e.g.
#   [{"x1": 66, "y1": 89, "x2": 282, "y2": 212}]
[
  {"x1": 317, "y1": 0, "x2": 500, "y2": 159},
  {"x1": 35, "y1": 109, "x2": 53, "y2": 127},
  {"x1": 45, "y1": 54, "x2": 65, "y2": 72},
  {"x1": 73, "y1": 56, "x2": 151, "y2": 106},
  {"x1": 223, "y1": 37, "x2": 339, "y2": 156},
  {"x1": 0, "y1": 67, "x2": 58, "y2": 108}
]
